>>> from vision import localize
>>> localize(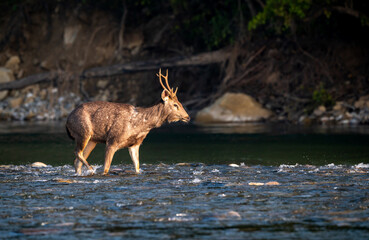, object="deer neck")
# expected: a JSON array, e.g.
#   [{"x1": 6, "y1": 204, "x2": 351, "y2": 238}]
[{"x1": 135, "y1": 103, "x2": 170, "y2": 130}]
